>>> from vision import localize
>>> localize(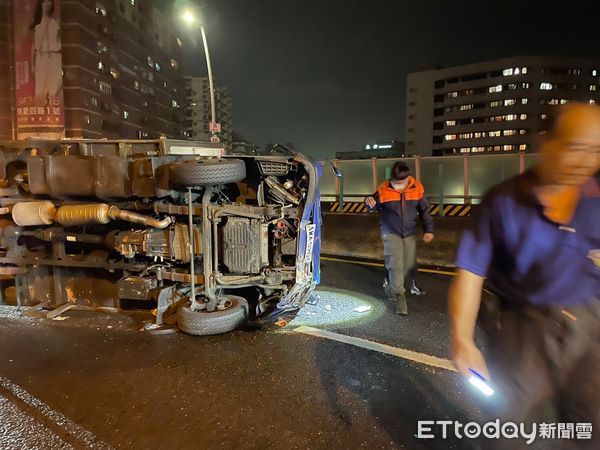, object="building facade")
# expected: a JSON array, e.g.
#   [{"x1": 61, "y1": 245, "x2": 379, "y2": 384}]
[
  {"x1": 0, "y1": 0, "x2": 13, "y2": 140},
  {"x1": 0, "y1": 0, "x2": 188, "y2": 140},
  {"x1": 185, "y1": 76, "x2": 233, "y2": 148},
  {"x1": 335, "y1": 140, "x2": 405, "y2": 160},
  {"x1": 406, "y1": 56, "x2": 600, "y2": 156}
]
